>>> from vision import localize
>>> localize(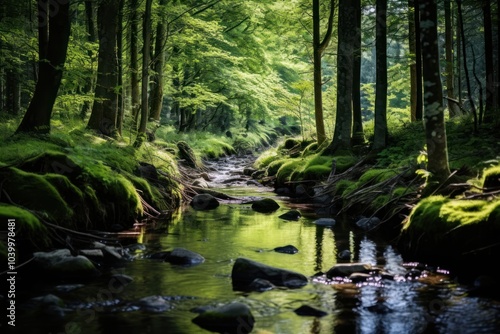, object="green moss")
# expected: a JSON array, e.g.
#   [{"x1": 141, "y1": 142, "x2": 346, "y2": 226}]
[
  {"x1": 372, "y1": 194, "x2": 390, "y2": 210},
  {"x1": 45, "y1": 174, "x2": 84, "y2": 206},
  {"x1": 276, "y1": 159, "x2": 302, "y2": 184},
  {"x1": 481, "y1": 165, "x2": 500, "y2": 190},
  {"x1": 301, "y1": 142, "x2": 318, "y2": 157},
  {"x1": 254, "y1": 149, "x2": 279, "y2": 169},
  {"x1": 302, "y1": 165, "x2": 331, "y2": 180},
  {"x1": 199, "y1": 138, "x2": 236, "y2": 159},
  {"x1": 358, "y1": 169, "x2": 396, "y2": 184},
  {"x1": 0, "y1": 204, "x2": 50, "y2": 247},
  {"x1": 0, "y1": 167, "x2": 73, "y2": 221},
  {"x1": 266, "y1": 159, "x2": 287, "y2": 177},
  {"x1": 403, "y1": 196, "x2": 460, "y2": 234},
  {"x1": 335, "y1": 180, "x2": 356, "y2": 197}
]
